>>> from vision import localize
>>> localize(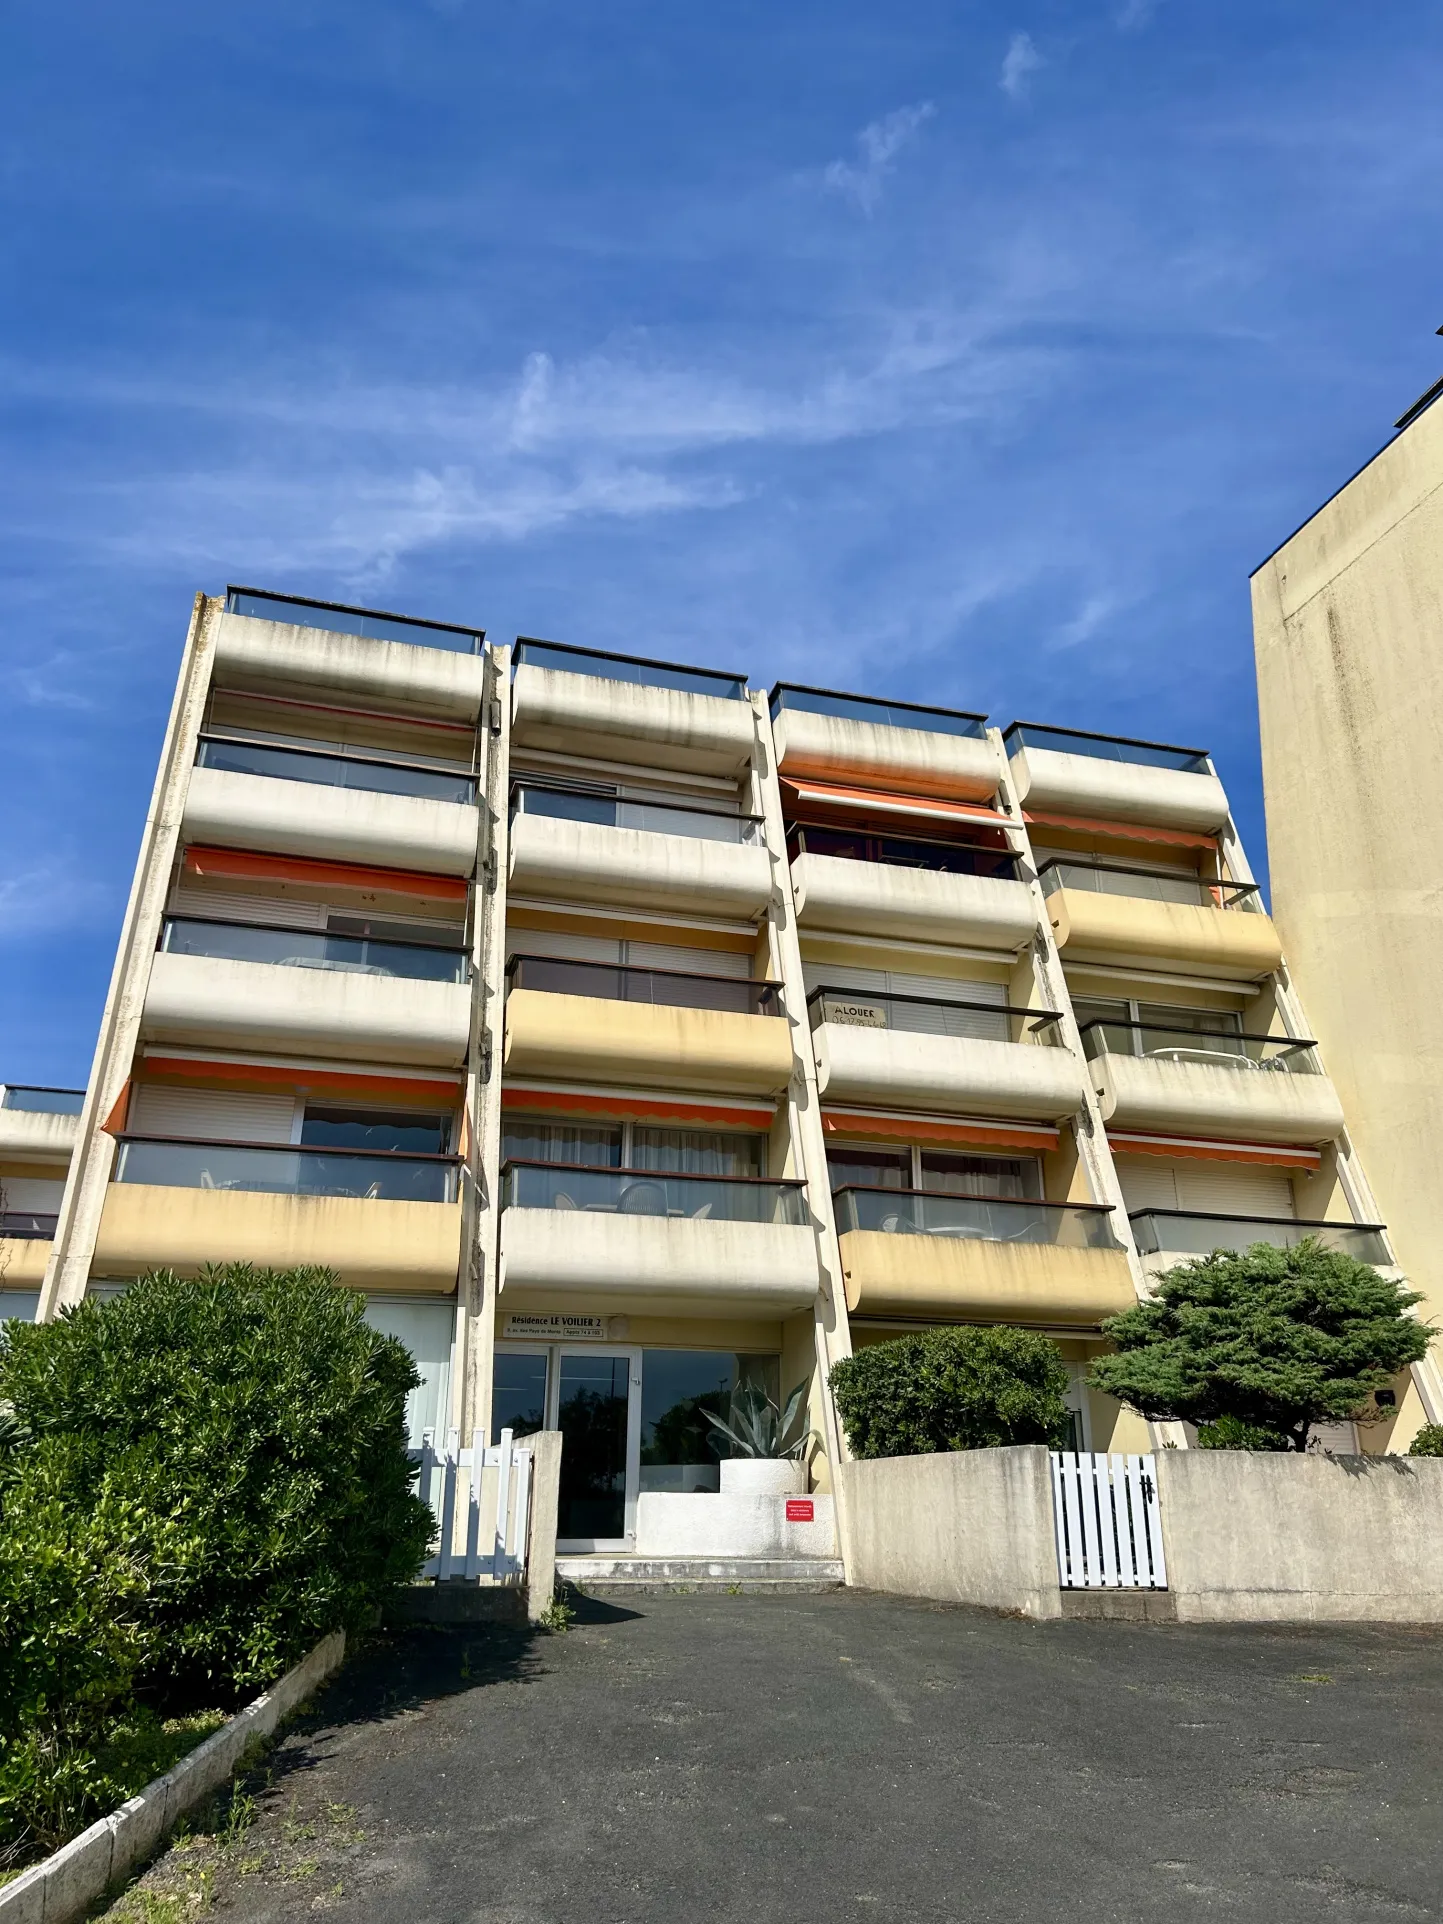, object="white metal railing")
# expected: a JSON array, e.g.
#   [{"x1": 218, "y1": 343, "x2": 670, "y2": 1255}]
[
  {"x1": 1050, "y1": 1451, "x2": 1167, "y2": 1590},
  {"x1": 412, "y1": 1427, "x2": 532, "y2": 1582}
]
